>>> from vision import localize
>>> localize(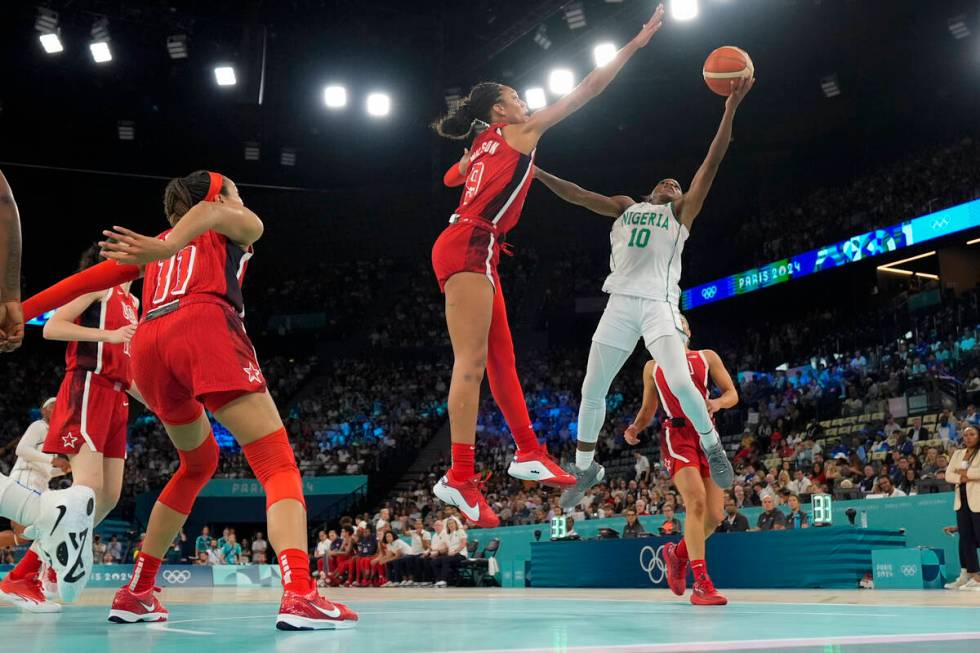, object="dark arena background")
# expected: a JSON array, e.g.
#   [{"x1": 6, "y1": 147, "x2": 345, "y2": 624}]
[{"x1": 1, "y1": 1, "x2": 980, "y2": 651}]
